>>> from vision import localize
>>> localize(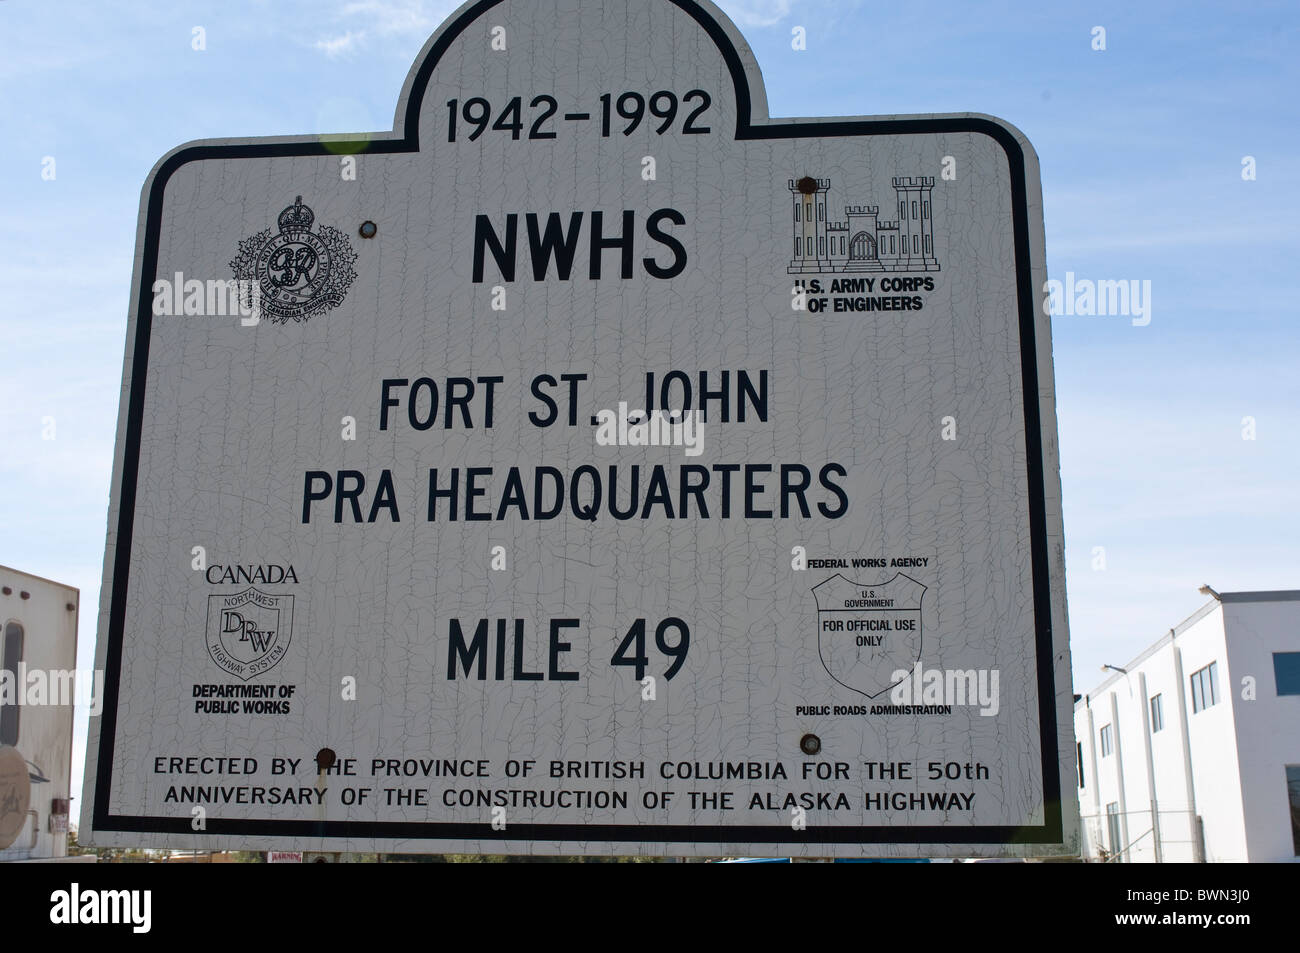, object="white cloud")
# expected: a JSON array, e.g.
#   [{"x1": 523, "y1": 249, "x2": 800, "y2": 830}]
[
  {"x1": 1049, "y1": 224, "x2": 1296, "y2": 255},
  {"x1": 717, "y1": 0, "x2": 795, "y2": 28},
  {"x1": 312, "y1": 0, "x2": 459, "y2": 57},
  {"x1": 315, "y1": 30, "x2": 366, "y2": 57},
  {"x1": 340, "y1": 0, "x2": 446, "y2": 36}
]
